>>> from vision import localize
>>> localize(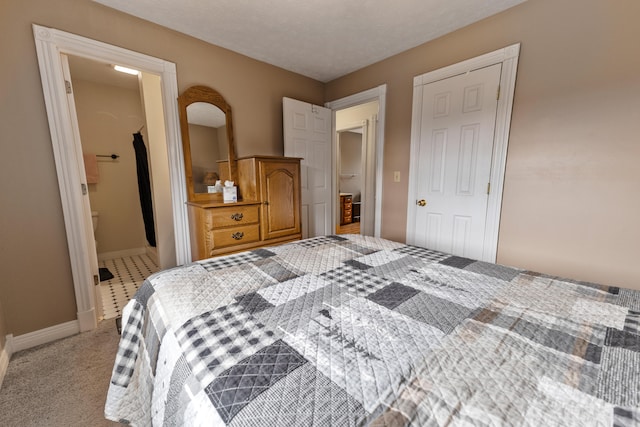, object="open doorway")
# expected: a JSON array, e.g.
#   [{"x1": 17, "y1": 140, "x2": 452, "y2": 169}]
[
  {"x1": 333, "y1": 100, "x2": 379, "y2": 236},
  {"x1": 336, "y1": 127, "x2": 363, "y2": 235},
  {"x1": 283, "y1": 86, "x2": 385, "y2": 239},
  {"x1": 326, "y1": 85, "x2": 386, "y2": 237},
  {"x1": 33, "y1": 24, "x2": 188, "y2": 332},
  {"x1": 67, "y1": 55, "x2": 161, "y2": 320}
]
